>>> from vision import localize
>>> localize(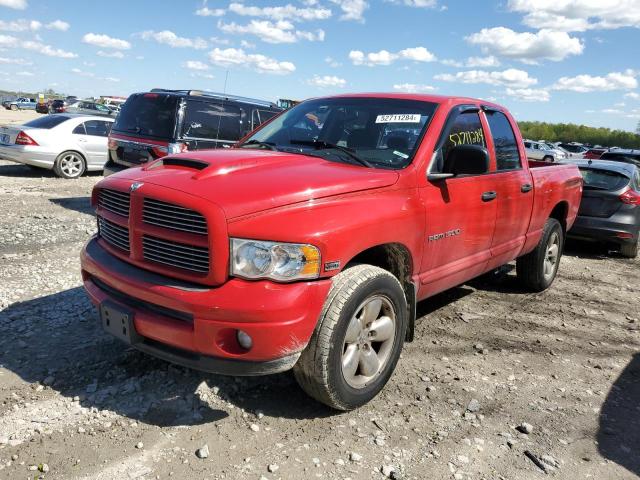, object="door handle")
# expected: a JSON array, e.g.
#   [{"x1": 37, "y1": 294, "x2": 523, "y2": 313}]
[
  {"x1": 521, "y1": 183, "x2": 533, "y2": 193},
  {"x1": 481, "y1": 191, "x2": 497, "y2": 202}
]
